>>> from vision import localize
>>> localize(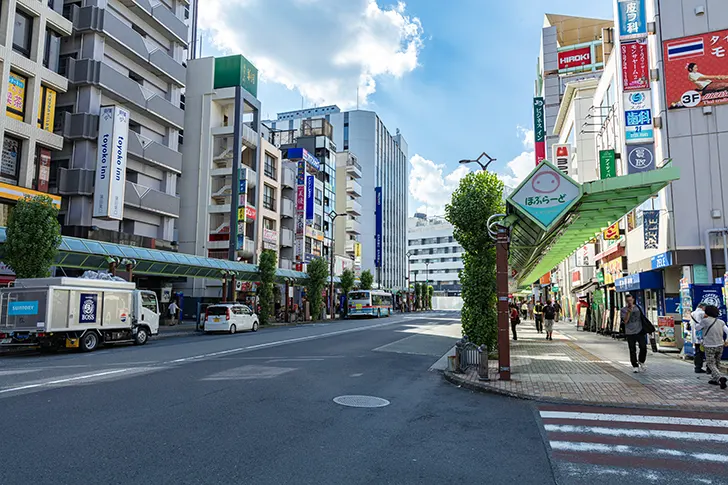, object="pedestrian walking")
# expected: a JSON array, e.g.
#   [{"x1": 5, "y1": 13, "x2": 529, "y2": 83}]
[
  {"x1": 543, "y1": 300, "x2": 556, "y2": 340},
  {"x1": 509, "y1": 304, "x2": 520, "y2": 341},
  {"x1": 690, "y1": 303, "x2": 707, "y2": 373},
  {"x1": 620, "y1": 294, "x2": 648, "y2": 373},
  {"x1": 520, "y1": 301, "x2": 528, "y2": 320},
  {"x1": 697, "y1": 305, "x2": 728, "y2": 389},
  {"x1": 553, "y1": 301, "x2": 562, "y2": 322},
  {"x1": 167, "y1": 300, "x2": 179, "y2": 326},
  {"x1": 534, "y1": 300, "x2": 544, "y2": 333},
  {"x1": 527, "y1": 300, "x2": 534, "y2": 320}
]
